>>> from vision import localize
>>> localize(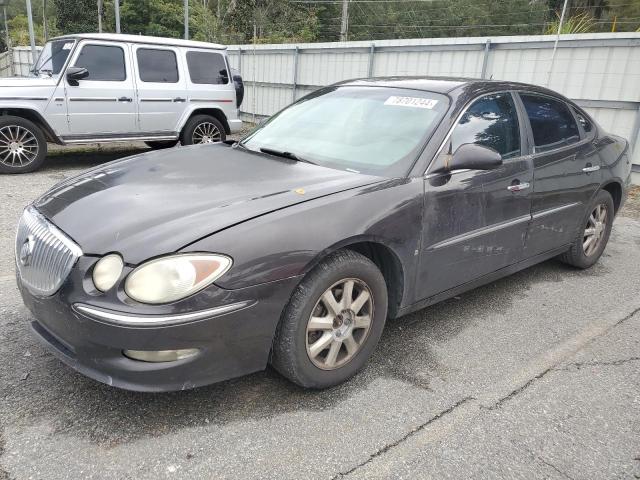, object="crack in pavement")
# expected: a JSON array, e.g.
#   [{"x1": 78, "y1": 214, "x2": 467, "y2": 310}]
[
  {"x1": 537, "y1": 456, "x2": 576, "y2": 480},
  {"x1": 556, "y1": 357, "x2": 640, "y2": 370},
  {"x1": 484, "y1": 366, "x2": 555, "y2": 411},
  {"x1": 331, "y1": 396, "x2": 475, "y2": 479}
]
